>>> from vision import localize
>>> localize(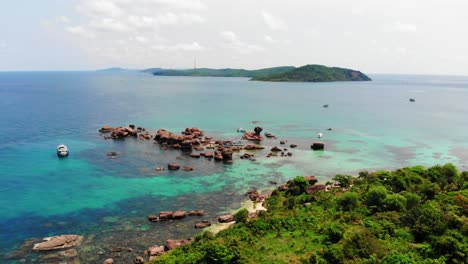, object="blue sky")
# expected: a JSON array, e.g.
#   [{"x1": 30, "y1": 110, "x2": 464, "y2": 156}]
[{"x1": 1, "y1": 0, "x2": 468, "y2": 74}]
